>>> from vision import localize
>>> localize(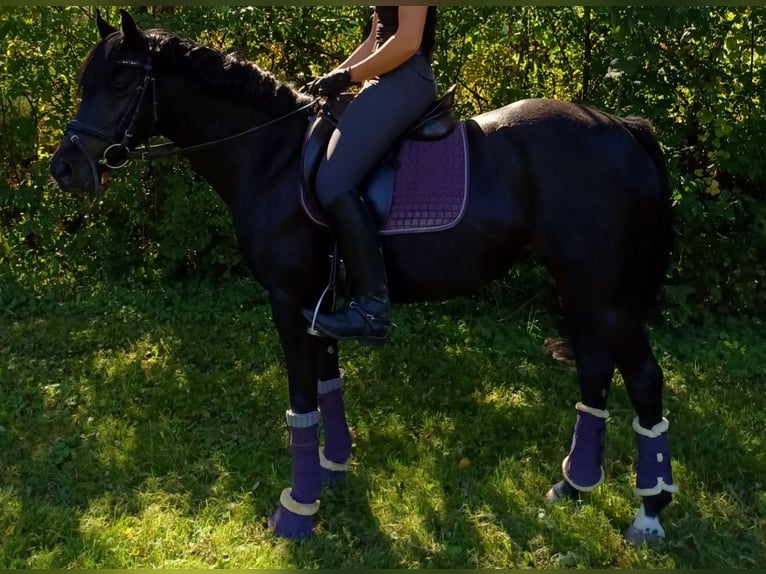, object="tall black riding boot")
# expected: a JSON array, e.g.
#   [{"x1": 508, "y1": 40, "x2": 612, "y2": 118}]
[{"x1": 303, "y1": 192, "x2": 390, "y2": 346}]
